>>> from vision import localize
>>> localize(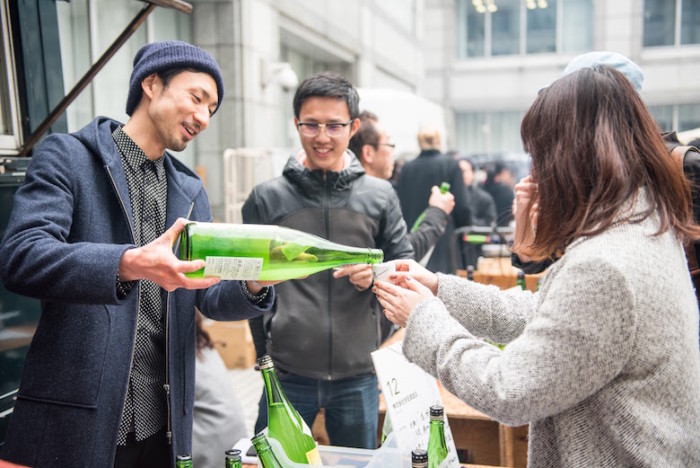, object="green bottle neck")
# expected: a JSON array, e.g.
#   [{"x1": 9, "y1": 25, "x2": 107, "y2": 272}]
[
  {"x1": 261, "y1": 367, "x2": 290, "y2": 407},
  {"x1": 428, "y1": 419, "x2": 447, "y2": 449}
]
